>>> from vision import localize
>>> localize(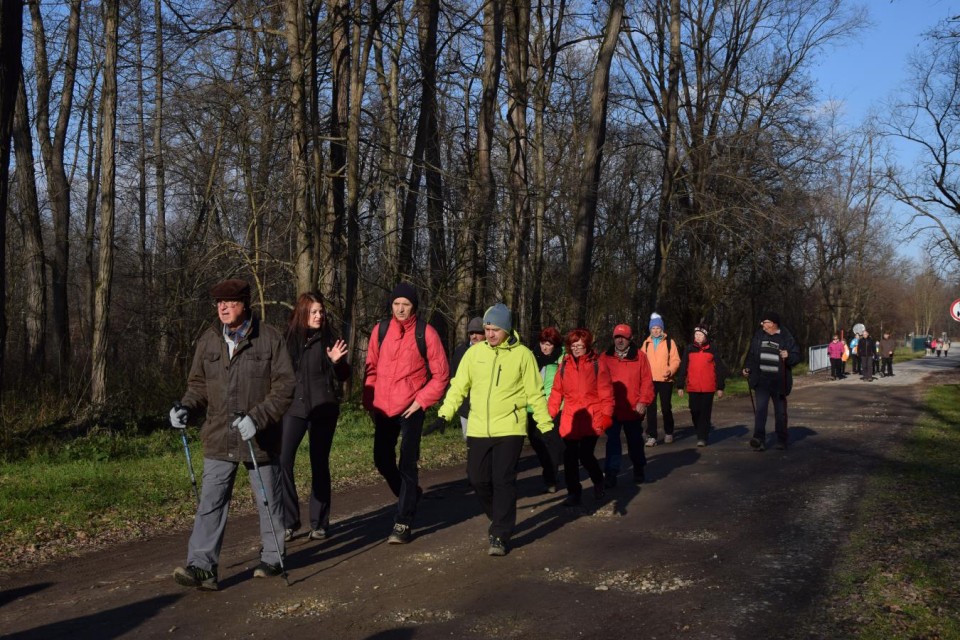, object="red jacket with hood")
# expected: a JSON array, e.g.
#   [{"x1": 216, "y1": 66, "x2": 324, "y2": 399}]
[
  {"x1": 599, "y1": 344, "x2": 655, "y2": 421},
  {"x1": 548, "y1": 352, "x2": 615, "y2": 439}
]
